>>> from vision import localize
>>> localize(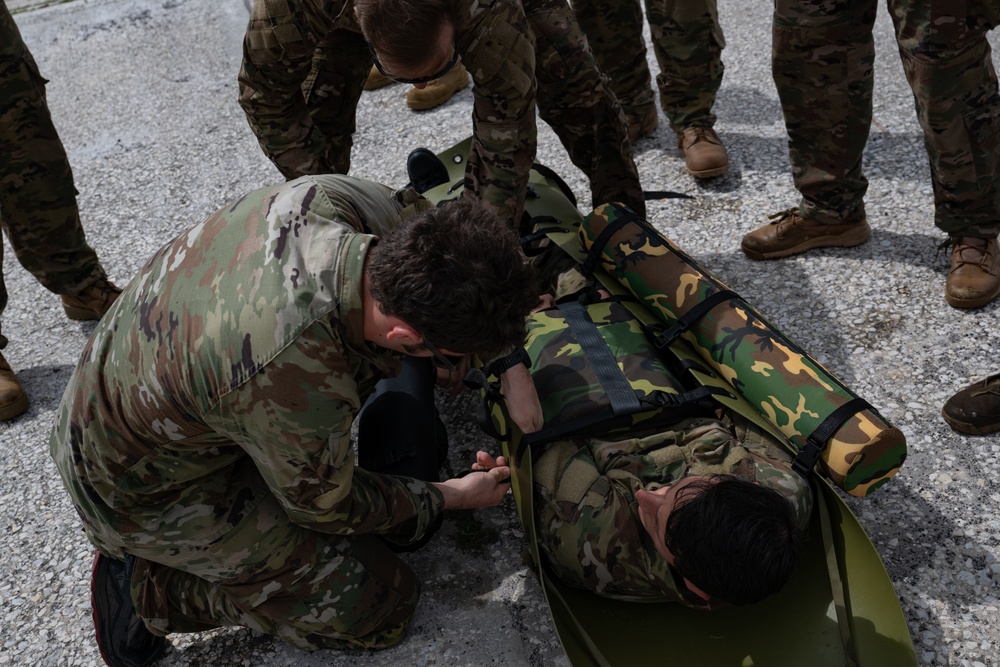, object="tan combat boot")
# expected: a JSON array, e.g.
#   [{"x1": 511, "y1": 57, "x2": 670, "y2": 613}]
[
  {"x1": 945, "y1": 236, "x2": 1000, "y2": 309},
  {"x1": 677, "y1": 126, "x2": 729, "y2": 179},
  {"x1": 363, "y1": 64, "x2": 396, "y2": 91},
  {"x1": 406, "y1": 61, "x2": 468, "y2": 110},
  {"x1": 741, "y1": 208, "x2": 871, "y2": 260},
  {"x1": 0, "y1": 351, "x2": 28, "y2": 421},
  {"x1": 61, "y1": 276, "x2": 123, "y2": 321},
  {"x1": 625, "y1": 107, "x2": 659, "y2": 144}
]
